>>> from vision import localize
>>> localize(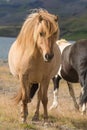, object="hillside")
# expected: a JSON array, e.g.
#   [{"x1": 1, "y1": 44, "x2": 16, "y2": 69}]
[{"x1": 0, "y1": 0, "x2": 87, "y2": 40}]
